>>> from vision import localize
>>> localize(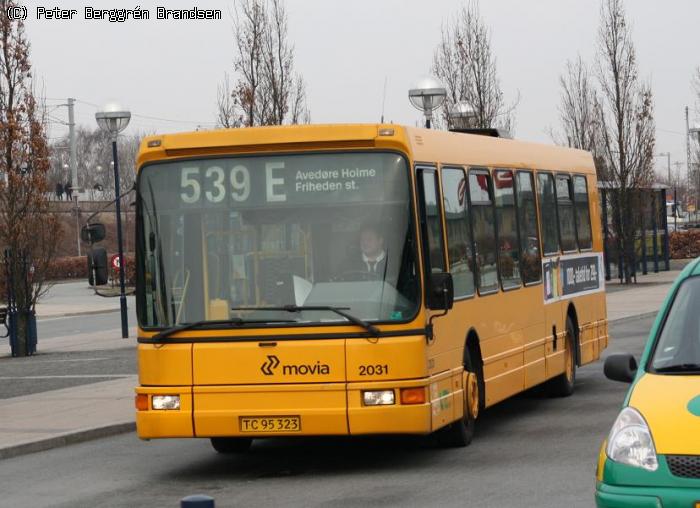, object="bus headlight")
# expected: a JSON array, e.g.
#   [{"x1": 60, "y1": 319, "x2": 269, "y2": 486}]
[
  {"x1": 152, "y1": 395, "x2": 180, "y2": 410},
  {"x1": 363, "y1": 390, "x2": 395, "y2": 406},
  {"x1": 606, "y1": 407, "x2": 658, "y2": 471}
]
